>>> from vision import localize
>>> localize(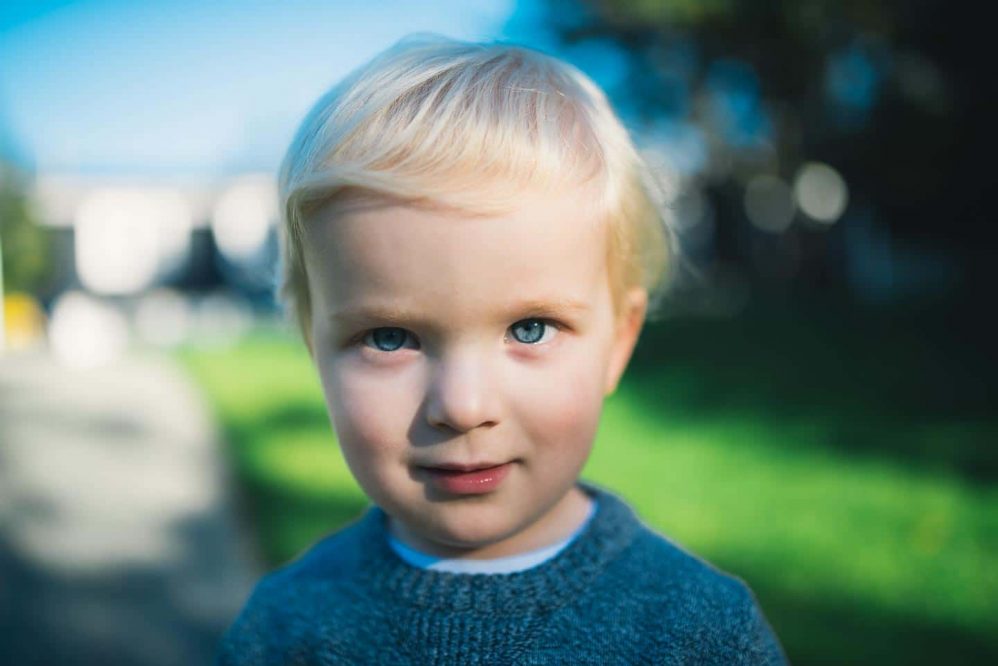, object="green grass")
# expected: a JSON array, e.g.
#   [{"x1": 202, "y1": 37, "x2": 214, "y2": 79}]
[{"x1": 178, "y1": 308, "x2": 997, "y2": 665}]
